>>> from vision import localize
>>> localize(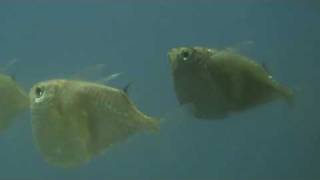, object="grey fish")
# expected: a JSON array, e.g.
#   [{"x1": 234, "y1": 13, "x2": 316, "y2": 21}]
[
  {"x1": 0, "y1": 74, "x2": 29, "y2": 131},
  {"x1": 168, "y1": 47, "x2": 294, "y2": 119},
  {"x1": 29, "y1": 79, "x2": 159, "y2": 167}
]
